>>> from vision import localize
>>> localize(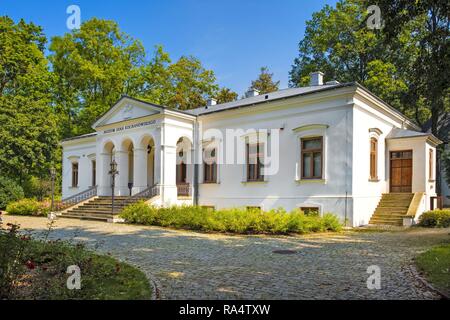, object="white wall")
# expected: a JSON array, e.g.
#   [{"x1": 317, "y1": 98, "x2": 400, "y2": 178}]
[
  {"x1": 197, "y1": 95, "x2": 355, "y2": 224},
  {"x1": 62, "y1": 138, "x2": 97, "y2": 199}
]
